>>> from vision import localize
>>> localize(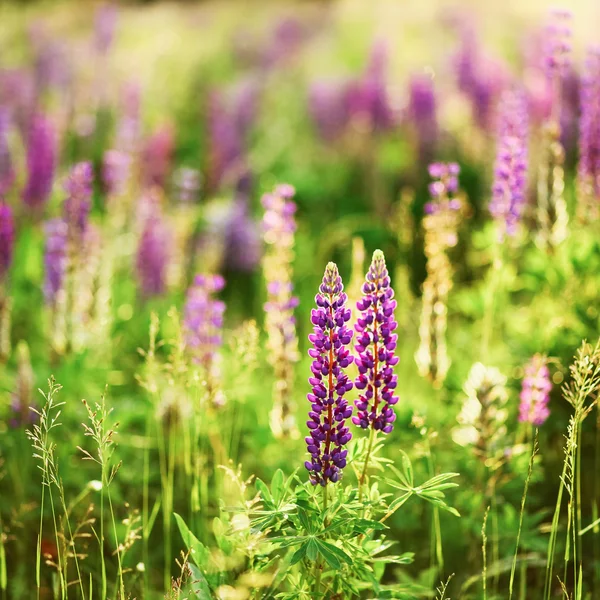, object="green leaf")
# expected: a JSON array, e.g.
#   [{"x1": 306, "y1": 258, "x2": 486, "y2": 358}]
[
  {"x1": 297, "y1": 509, "x2": 312, "y2": 533},
  {"x1": 174, "y1": 513, "x2": 210, "y2": 568},
  {"x1": 271, "y1": 469, "x2": 285, "y2": 503},
  {"x1": 387, "y1": 493, "x2": 412, "y2": 514},
  {"x1": 420, "y1": 472, "x2": 460, "y2": 490},
  {"x1": 306, "y1": 538, "x2": 319, "y2": 561},
  {"x1": 187, "y1": 563, "x2": 212, "y2": 599},
  {"x1": 290, "y1": 542, "x2": 308, "y2": 566},
  {"x1": 399, "y1": 451, "x2": 414, "y2": 487},
  {"x1": 316, "y1": 539, "x2": 352, "y2": 568},
  {"x1": 256, "y1": 478, "x2": 273, "y2": 505}
]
